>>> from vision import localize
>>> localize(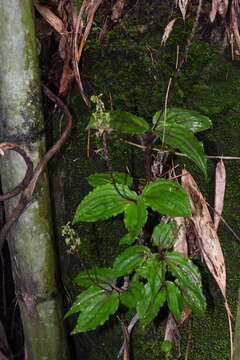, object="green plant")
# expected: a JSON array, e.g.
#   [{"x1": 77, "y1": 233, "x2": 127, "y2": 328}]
[{"x1": 65, "y1": 98, "x2": 213, "y2": 340}]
